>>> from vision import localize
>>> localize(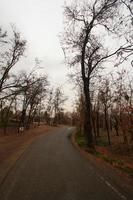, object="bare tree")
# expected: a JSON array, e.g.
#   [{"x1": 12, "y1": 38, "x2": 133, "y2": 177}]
[
  {"x1": 99, "y1": 79, "x2": 113, "y2": 145},
  {"x1": 53, "y1": 87, "x2": 67, "y2": 126},
  {"x1": 45, "y1": 88, "x2": 55, "y2": 125},
  {"x1": 0, "y1": 27, "x2": 26, "y2": 94},
  {"x1": 18, "y1": 71, "x2": 48, "y2": 131},
  {"x1": 61, "y1": 0, "x2": 133, "y2": 148}
]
